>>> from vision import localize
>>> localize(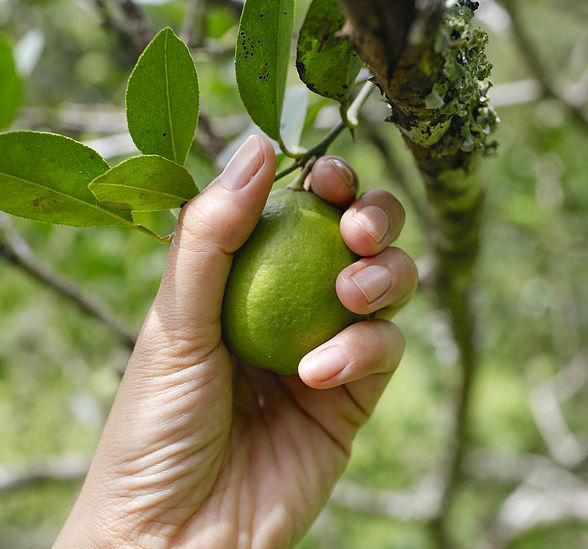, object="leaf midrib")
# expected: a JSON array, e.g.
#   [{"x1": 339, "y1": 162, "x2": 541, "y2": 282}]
[
  {"x1": 0, "y1": 170, "x2": 133, "y2": 225},
  {"x1": 275, "y1": 0, "x2": 290, "y2": 138},
  {"x1": 163, "y1": 29, "x2": 178, "y2": 163},
  {"x1": 91, "y1": 181, "x2": 191, "y2": 201}
]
